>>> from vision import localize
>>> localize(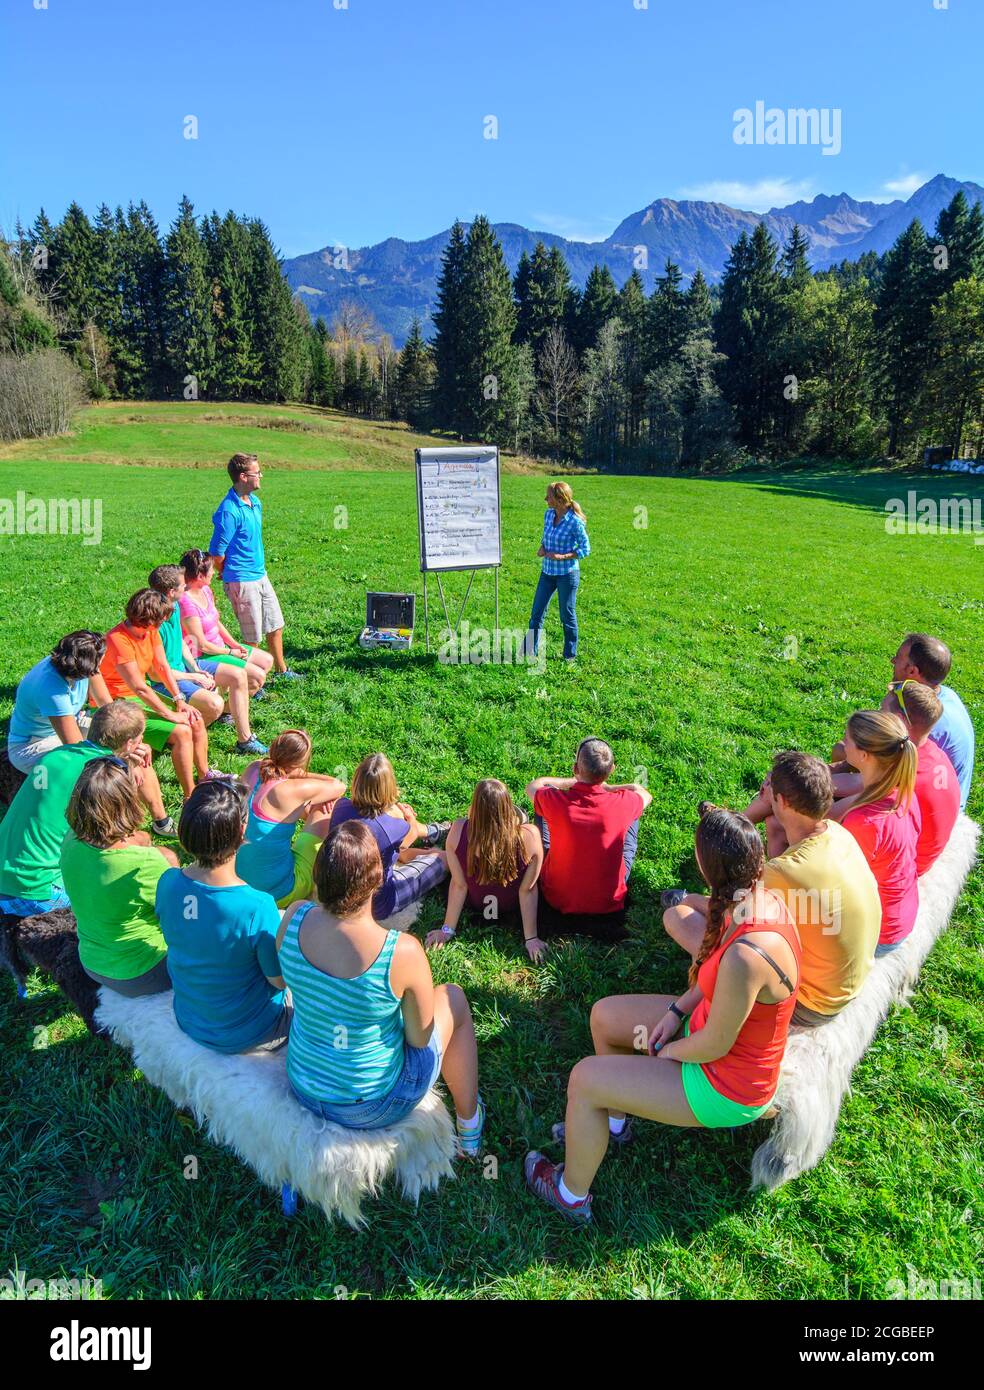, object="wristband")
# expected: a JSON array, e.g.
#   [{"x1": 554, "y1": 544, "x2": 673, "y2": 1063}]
[
  {"x1": 439, "y1": 925, "x2": 456, "y2": 938},
  {"x1": 668, "y1": 1002, "x2": 687, "y2": 1023}
]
